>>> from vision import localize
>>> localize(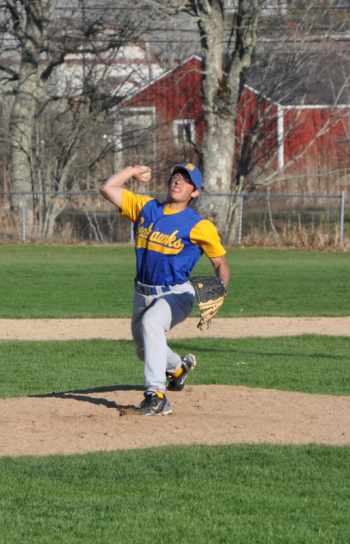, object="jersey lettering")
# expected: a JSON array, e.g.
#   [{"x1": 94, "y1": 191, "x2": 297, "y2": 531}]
[{"x1": 136, "y1": 217, "x2": 185, "y2": 253}]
